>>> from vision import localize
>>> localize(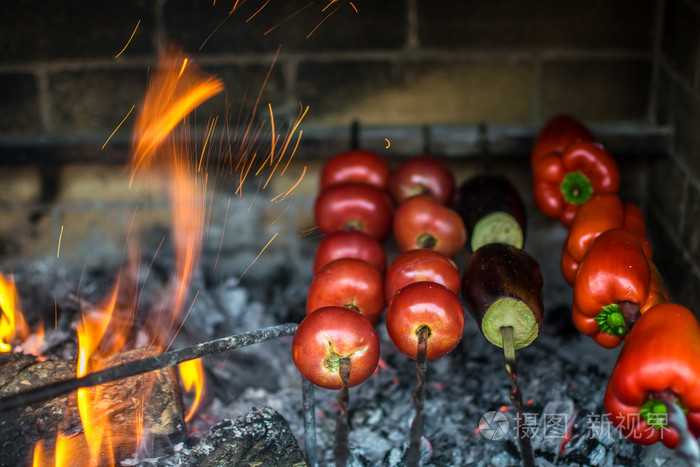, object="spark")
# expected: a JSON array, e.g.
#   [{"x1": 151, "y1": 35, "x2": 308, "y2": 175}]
[
  {"x1": 349, "y1": 2, "x2": 358, "y2": 13},
  {"x1": 271, "y1": 165, "x2": 306, "y2": 203},
  {"x1": 246, "y1": 0, "x2": 269, "y2": 22},
  {"x1": 268, "y1": 103, "x2": 276, "y2": 168},
  {"x1": 102, "y1": 104, "x2": 135, "y2": 150},
  {"x1": 213, "y1": 196, "x2": 232, "y2": 271},
  {"x1": 200, "y1": 14, "x2": 232, "y2": 51},
  {"x1": 199, "y1": 116, "x2": 218, "y2": 172},
  {"x1": 248, "y1": 178, "x2": 262, "y2": 211},
  {"x1": 270, "y1": 198, "x2": 294, "y2": 225},
  {"x1": 322, "y1": 0, "x2": 340, "y2": 12},
  {"x1": 76, "y1": 256, "x2": 90, "y2": 300},
  {"x1": 178, "y1": 58, "x2": 189, "y2": 78},
  {"x1": 385, "y1": 138, "x2": 391, "y2": 149},
  {"x1": 228, "y1": 0, "x2": 244, "y2": 14},
  {"x1": 135, "y1": 236, "x2": 165, "y2": 318},
  {"x1": 307, "y1": 4, "x2": 341, "y2": 38},
  {"x1": 264, "y1": 2, "x2": 314, "y2": 35},
  {"x1": 299, "y1": 226, "x2": 320, "y2": 237},
  {"x1": 235, "y1": 232, "x2": 279, "y2": 286},
  {"x1": 114, "y1": 19, "x2": 141, "y2": 58},
  {"x1": 281, "y1": 129, "x2": 303, "y2": 176},
  {"x1": 56, "y1": 225, "x2": 64, "y2": 258},
  {"x1": 165, "y1": 290, "x2": 200, "y2": 353},
  {"x1": 236, "y1": 153, "x2": 257, "y2": 196},
  {"x1": 279, "y1": 104, "x2": 310, "y2": 175}
]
